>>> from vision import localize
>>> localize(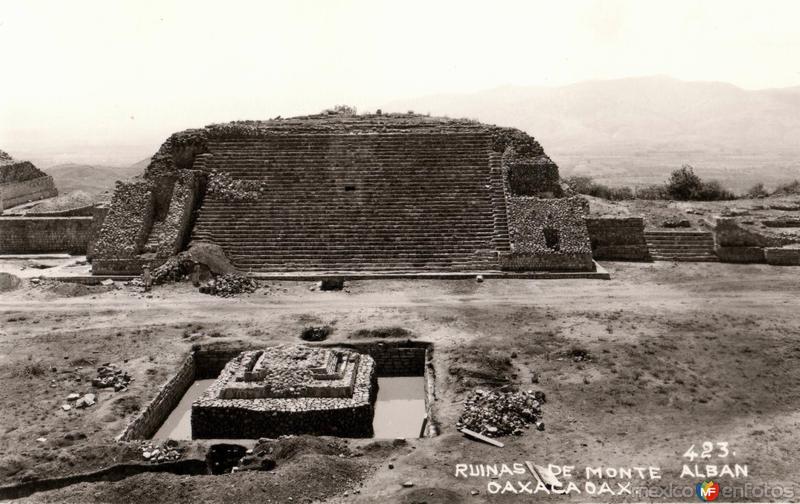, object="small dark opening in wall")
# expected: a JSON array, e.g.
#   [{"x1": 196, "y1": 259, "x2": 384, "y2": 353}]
[
  {"x1": 344, "y1": 184, "x2": 356, "y2": 191},
  {"x1": 543, "y1": 228, "x2": 560, "y2": 251}
]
